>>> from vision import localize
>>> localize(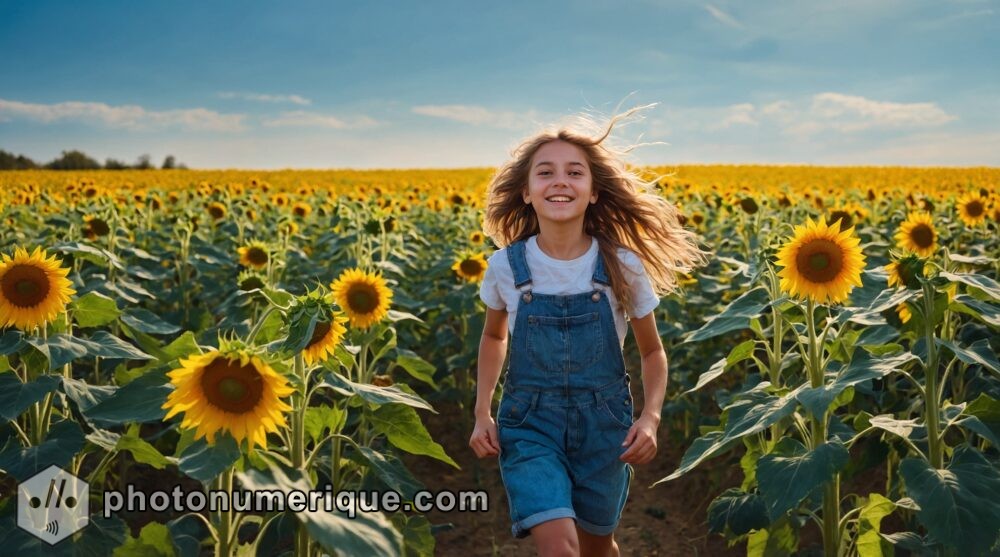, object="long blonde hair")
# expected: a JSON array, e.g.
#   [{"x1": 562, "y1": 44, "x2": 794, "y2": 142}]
[{"x1": 482, "y1": 106, "x2": 709, "y2": 312}]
